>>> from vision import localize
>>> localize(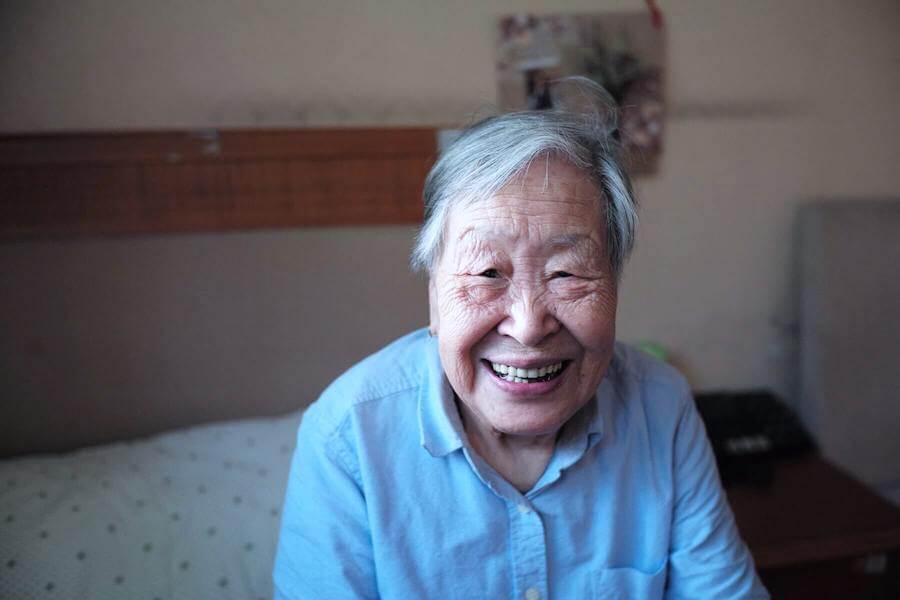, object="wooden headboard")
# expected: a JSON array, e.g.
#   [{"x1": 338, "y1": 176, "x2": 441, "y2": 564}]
[{"x1": 0, "y1": 127, "x2": 437, "y2": 238}]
